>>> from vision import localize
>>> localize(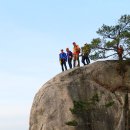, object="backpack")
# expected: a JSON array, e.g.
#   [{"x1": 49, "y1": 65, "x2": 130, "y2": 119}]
[{"x1": 83, "y1": 45, "x2": 90, "y2": 55}]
